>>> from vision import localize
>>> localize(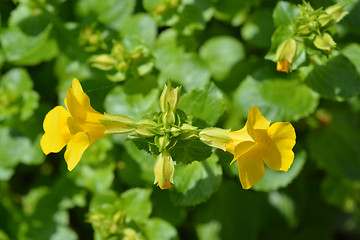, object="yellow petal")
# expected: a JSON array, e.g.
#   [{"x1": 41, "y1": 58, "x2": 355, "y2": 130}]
[
  {"x1": 64, "y1": 132, "x2": 90, "y2": 171},
  {"x1": 237, "y1": 146, "x2": 265, "y2": 189},
  {"x1": 226, "y1": 127, "x2": 253, "y2": 154},
  {"x1": 40, "y1": 106, "x2": 71, "y2": 155},
  {"x1": 159, "y1": 181, "x2": 172, "y2": 189},
  {"x1": 276, "y1": 60, "x2": 290, "y2": 73},
  {"x1": 65, "y1": 78, "x2": 103, "y2": 121},
  {"x1": 263, "y1": 122, "x2": 296, "y2": 171},
  {"x1": 230, "y1": 141, "x2": 256, "y2": 165},
  {"x1": 246, "y1": 106, "x2": 270, "y2": 138}
]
